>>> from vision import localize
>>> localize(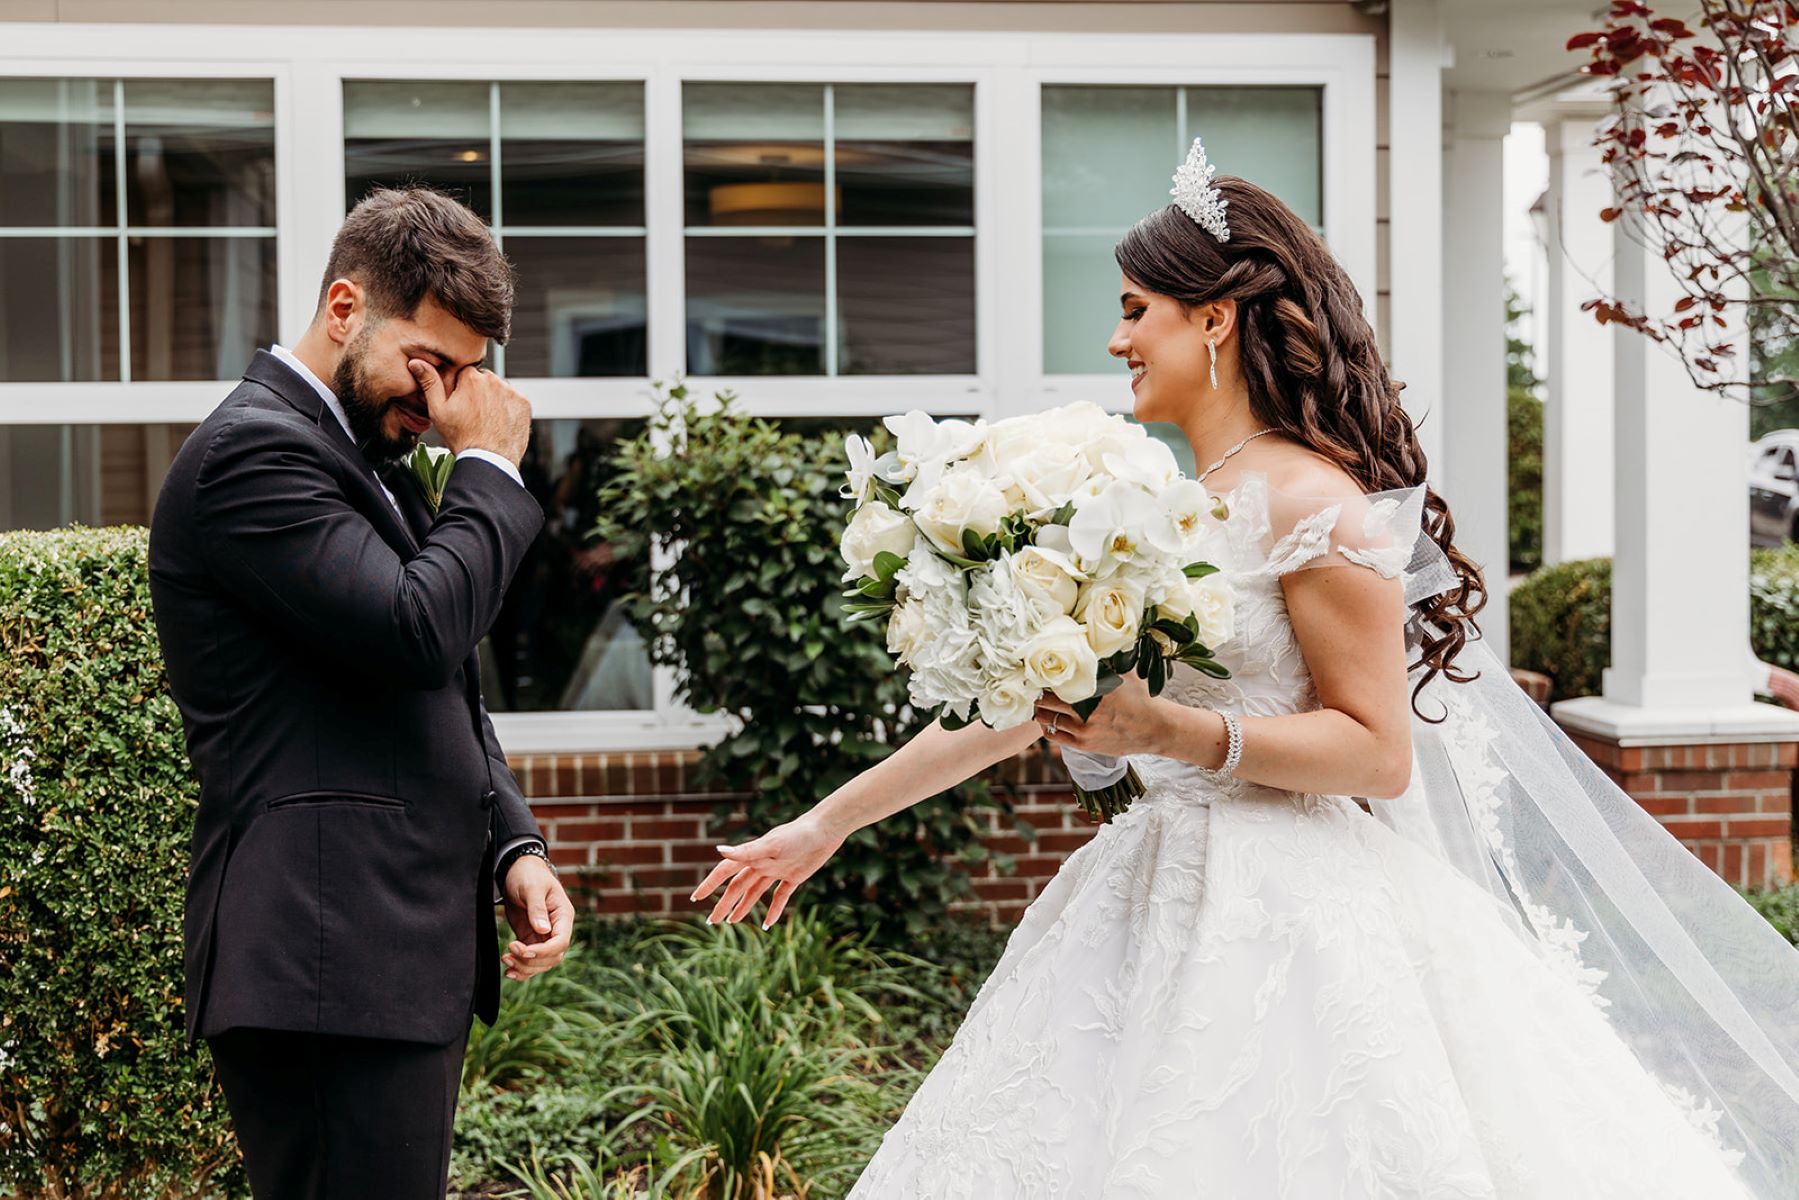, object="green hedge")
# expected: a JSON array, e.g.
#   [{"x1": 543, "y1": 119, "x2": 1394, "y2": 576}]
[
  {"x1": 0, "y1": 527, "x2": 242, "y2": 1198},
  {"x1": 1510, "y1": 545, "x2": 1799, "y2": 703},
  {"x1": 593, "y1": 388, "x2": 1017, "y2": 938}
]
